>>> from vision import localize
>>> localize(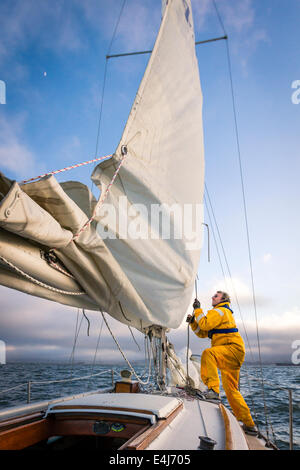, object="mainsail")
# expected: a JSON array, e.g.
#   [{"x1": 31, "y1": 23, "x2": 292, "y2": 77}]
[{"x1": 0, "y1": 0, "x2": 204, "y2": 333}]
